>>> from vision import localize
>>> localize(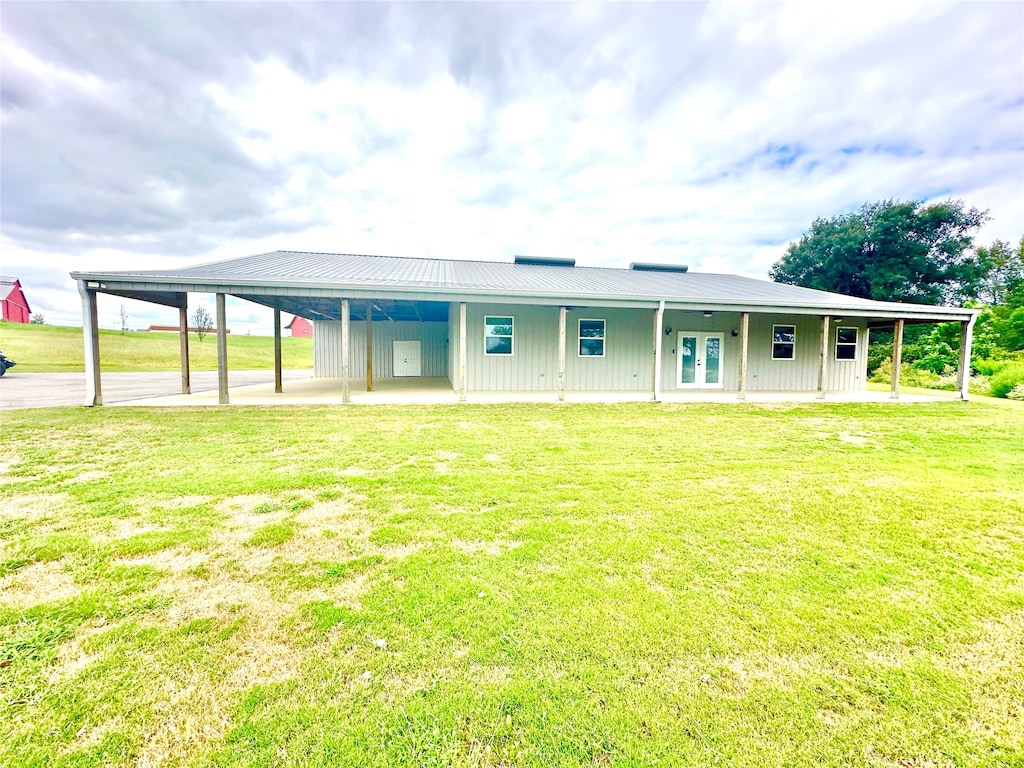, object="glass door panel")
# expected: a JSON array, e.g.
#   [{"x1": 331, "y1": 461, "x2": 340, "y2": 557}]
[
  {"x1": 704, "y1": 336, "x2": 721, "y2": 385},
  {"x1": 679, "y1": 335, "x2": 697, "y2": 385}
]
